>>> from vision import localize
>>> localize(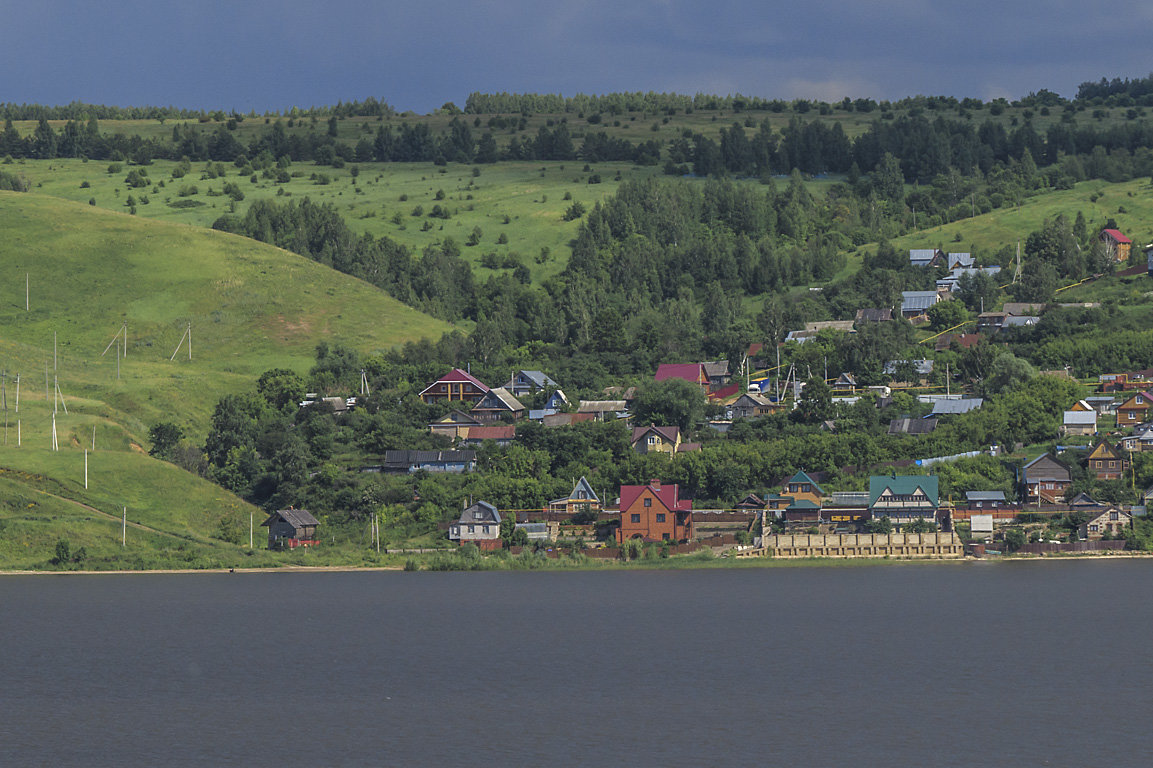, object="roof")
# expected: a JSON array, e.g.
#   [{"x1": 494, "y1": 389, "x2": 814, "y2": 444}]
[
  {"x1": 701, "y1": 360, "x2": 730, "y2": 378},
  {"x1": 457, "y1": 501, "x2": 501, "y2": 525},
  {"x1": 472, "y1": 387, "x2": 525, "y2": 412},
  {"x1": 734, "y1": 392, "x2": 773, "y2": 407},
  {"x1": 632, "y1": 425, "x2": 680, "y2": 445},
  {"x1": 655, "y1": 363, "x2": 706, "y2": 384},
  {"x1": 868, "y1": 475, "x2": 939, "y2": 507},
  {"x1": 263, "y1": 508, "x2": 320, "y2": 528},
  {"x1": 785, "y1": 470, "x2": 824, "y2": 495},
  {"x1": 966, "y1": 491, "x2": 1006, "y2": 502},
  {"x1": 430, "y1": 410, "x2": 482, "y2": 426},
  {"x1": 1063, "y1": 410, "x2": 1098, "y2": 425},
  {"x1": 420, "y1": 367, "x2": 490, "y2": 395},
  {"x1": 901, "y1": 291, "x2": 939, "y2": 312},
  {"x1": 1002, "y1": 315, "x2": 1040, "y2": 327},
  {"x1": 504, "y1": 370, "x2": 558, "y2": 390},
  {"x1": 1102, "y1": 228, "x2": 1132, "y2": 244},
  {"x1": 619, "y1": 482, "x2": 692, "y2": 513},
  {"x1": 677, "y1": 442, "x2": 701, "y2": 453},
  {"x1": 888, "y1": 417, "x2": 938, "y2": 435},
  {"x1": 1001, "y1": 302, "x2": 1045, "y2": 316},
  {"x1": 463, "y1": 425, "x2": 516, "y2": 441},
  {"x1": 835, "y1": 373, "x2": 857, "y2": 386},
  {"x1": 930, "y1": 398, "x2": 984, "y2": 416},
  {"x1": 577, "y1": 400, "x2": 627, "y2": 413},
  {"x1": 804, "y1": 320, "x2": 856, "y2": 333},
  {"x1": 909, "y1": 249, "x2": 939, "y2": 265},
  {"x1": 947, "y1": 252, "x2": 974, "y2": 268},
  {"x1": 384, "y1": 450, "x2": 477, "y2": 467},
  {"x1": 785, "y1": 330, "x2": 817, "y2": 343},
  {"x1": 855, "y1": 308, "x2": 893, "y2": 324},
  {"x1": 1023, "y1": 453, "x2": 1070, "y2": 481},
  {"x1": 787, "y1": 499, "x2": 820, "y2": 510},
  {"x1": 551, "y1": 477, "x2": 600, "y2": 505}
]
